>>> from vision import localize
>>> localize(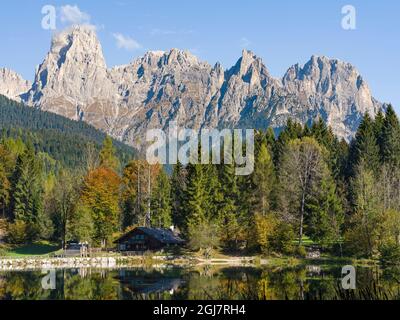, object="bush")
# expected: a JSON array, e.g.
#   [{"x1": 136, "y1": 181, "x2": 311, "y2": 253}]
[
  {"x1": 379, "y1": 242, "x2": 400, "y2": 266},
  {"x1": 6, "y1": 220, "x2": 28, "y2": 244},
  {"x1": 252, "y1": 213, "x2": 277, "y2": 254},
  {"x1": 270, "y1": 223, "x2": 295, "y2": 255},
  {"x1": 296, "y1": 245, "x2": 307, "y2": 258},
  {"x1": 0, "y1": 244, "x2": 8, "y2": 257},
  {"x1": 188, "y1": 222, "x2": 219, "y2": 252}
]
